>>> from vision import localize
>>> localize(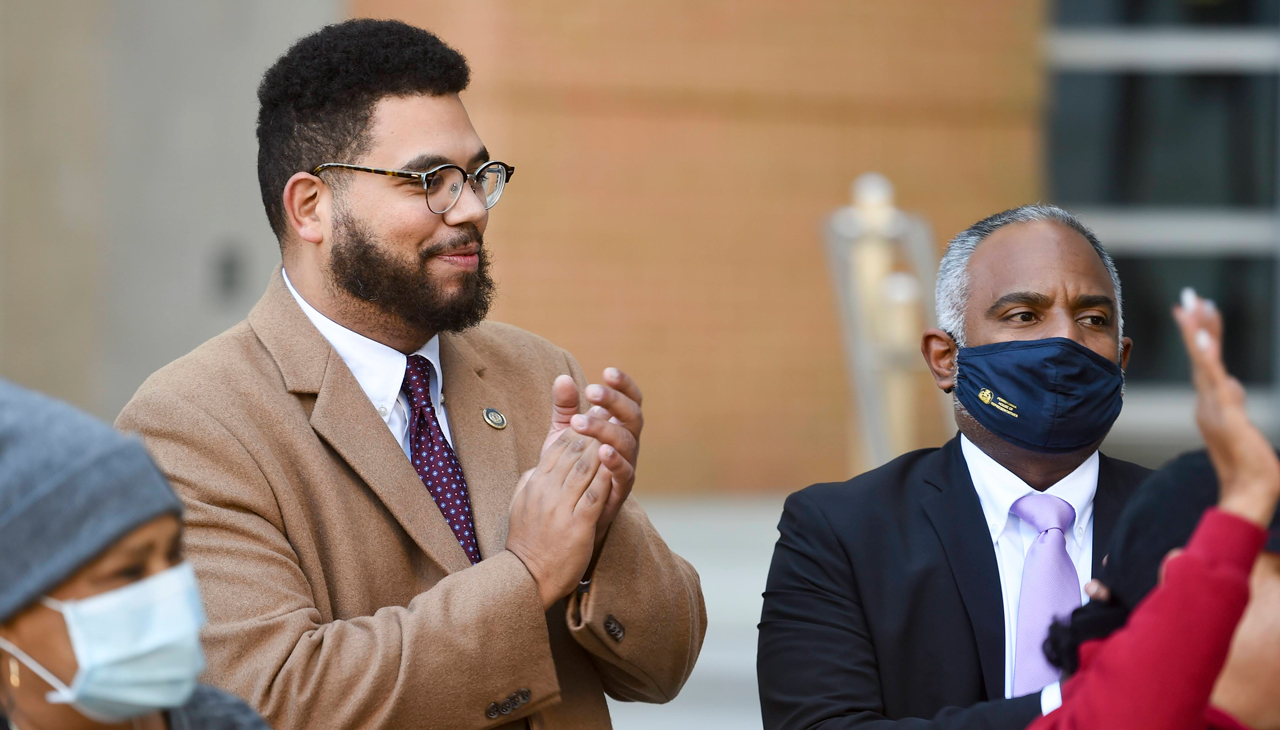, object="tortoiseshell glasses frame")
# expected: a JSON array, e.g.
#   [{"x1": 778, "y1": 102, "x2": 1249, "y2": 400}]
[{"x1": 310, "y1": 161, "x2": 515, "y2": 214}]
